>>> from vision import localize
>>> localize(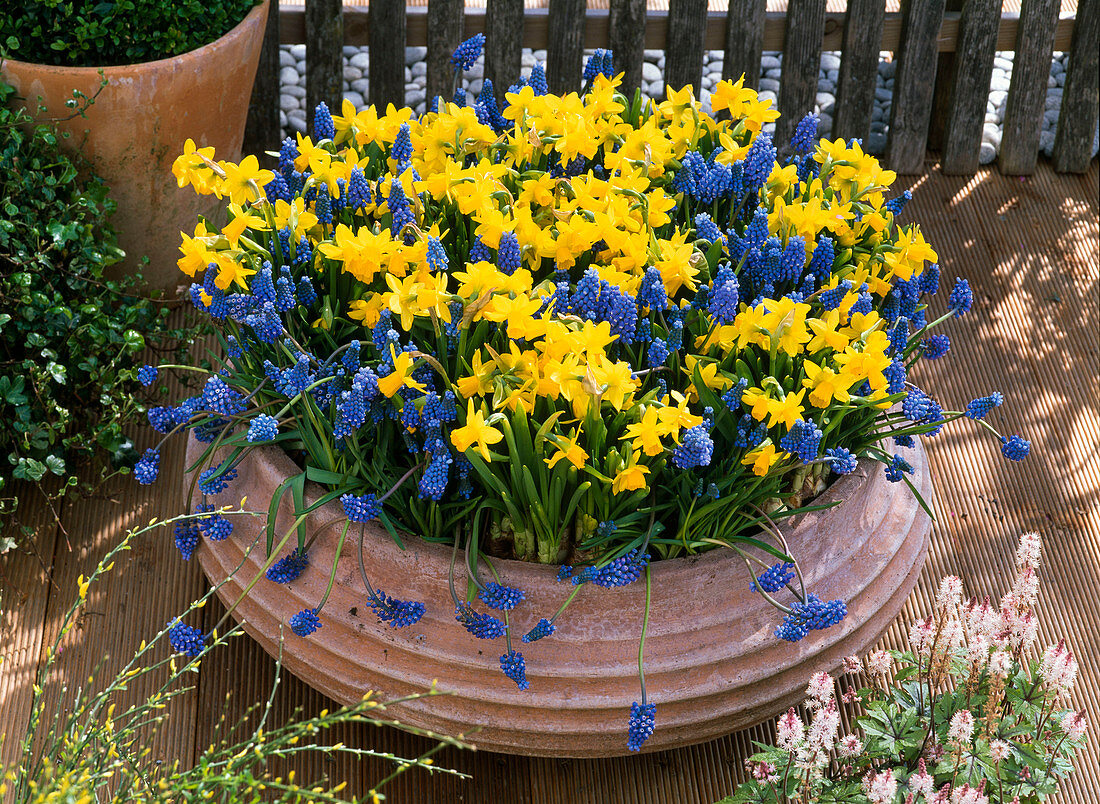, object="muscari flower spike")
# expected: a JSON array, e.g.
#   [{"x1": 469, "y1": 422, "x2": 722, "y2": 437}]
[
  {"x1": 627, "y1": 702, "x2": 656, "y2": 751},
  {"x1": 312, "y1": 101, "x2": 336, "y2": 141},
  {"x1": 478, "y1": 581, "x2": 526, "y2": 611},
  {"x1": 965, "y1": 392, "x2": 1004, "y2": 420},
  {"x1": 775, "y1": 594, "x2": 847, "y2": 642},
  {"x1": 368, "y1": 590, "x2": 426, "y2": 628},
  {"x1": 267, "y1": 548, "x2": 310, "y2": 584},
  {"x1": 752, "y1": 562, "x2": 796, "y2": 594},
  {"x1": 342, "y1": 492, "x2": 382, "y2": 523},
  {"x1": 522, "y1": 618, "x2": 555, "y2": 643},
  {"x1": 174, "y1": 520, "x2": 200, "y2": 561},
  {"x1": 137, "y1": 365, "x2": 158, "y2": 386},
  {"x1": 825, "y1": 447, "x2": 858, "y2": 474},
  {"x1": 451, "y1": 34, "x2": 485, "y2": 72},
  {"x1": 1001, "y1": 435, "x2": 1030, "y2": 461},
  {"x1": 247, "y1": 414, "x2": 279, "y2": 443},
  {"x1": 290, "y1": 608, "x2": 322, "y2": 637},
  {"x1": 168, "y1": 619, "x2": 206, "y2": 658},
  {"x1": 454, "y1": 604, "x2": 507, "y2": 639},
  {"x1": 134, "y1": 448, "x2": 160, "y2": 485},
  {"x1": 949, "y1": 277, "x2": 973, "y2": 316},
  {"x1": 198, "y1": 466, "x2": 238, "y2": 496},
  {"x1": 500, "y1": 650, "x2": 530, "y2": 691}
]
